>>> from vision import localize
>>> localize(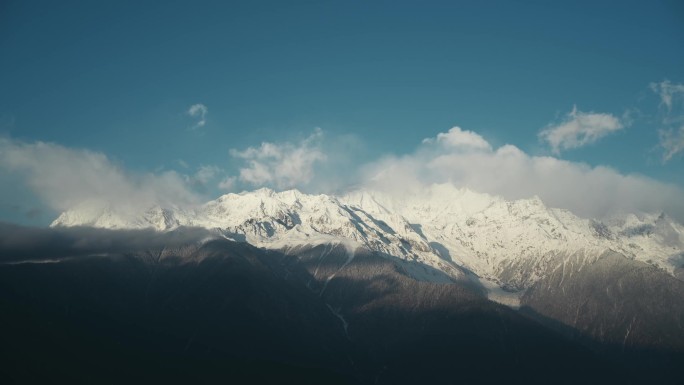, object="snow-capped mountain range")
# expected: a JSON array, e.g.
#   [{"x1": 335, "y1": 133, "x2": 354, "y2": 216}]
[{"x1": 52, "y1": 184, "x2": 684, "y2": 306}]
